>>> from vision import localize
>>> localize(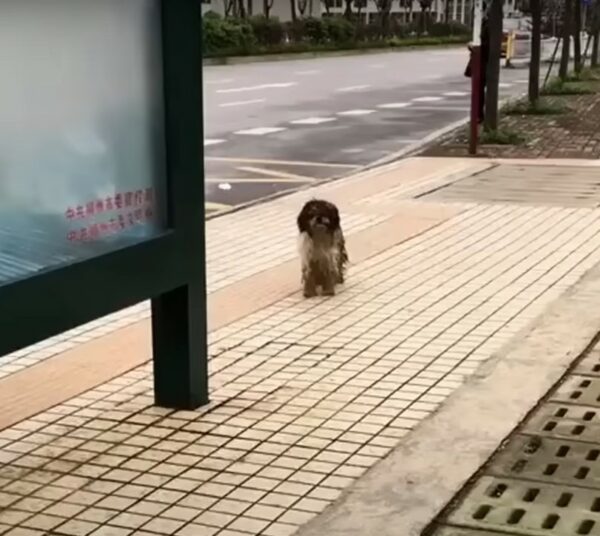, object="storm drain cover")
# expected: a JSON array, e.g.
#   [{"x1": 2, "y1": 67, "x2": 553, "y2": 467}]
[
  {"x1": 489, "y1": 434, "x2": 600, "y2": 489},
  {"x1": 576, "y1": 350, "x2": 600, "y2": 378},
  {"x1": 426, "y1": 337, "x2": 600, "y2": 536},
  {"x1": 551, "y1": 376, "x2": 600, "y2": 408},
  {"x1": 419, "y1": 165, "x2": 600, "y2": 207},
  {"x1": 523, "y1": 402, "x2": 600, "y2": 444},
  {"x1": 447, "y1": 476, "x2": 600, "y2": 535}
]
